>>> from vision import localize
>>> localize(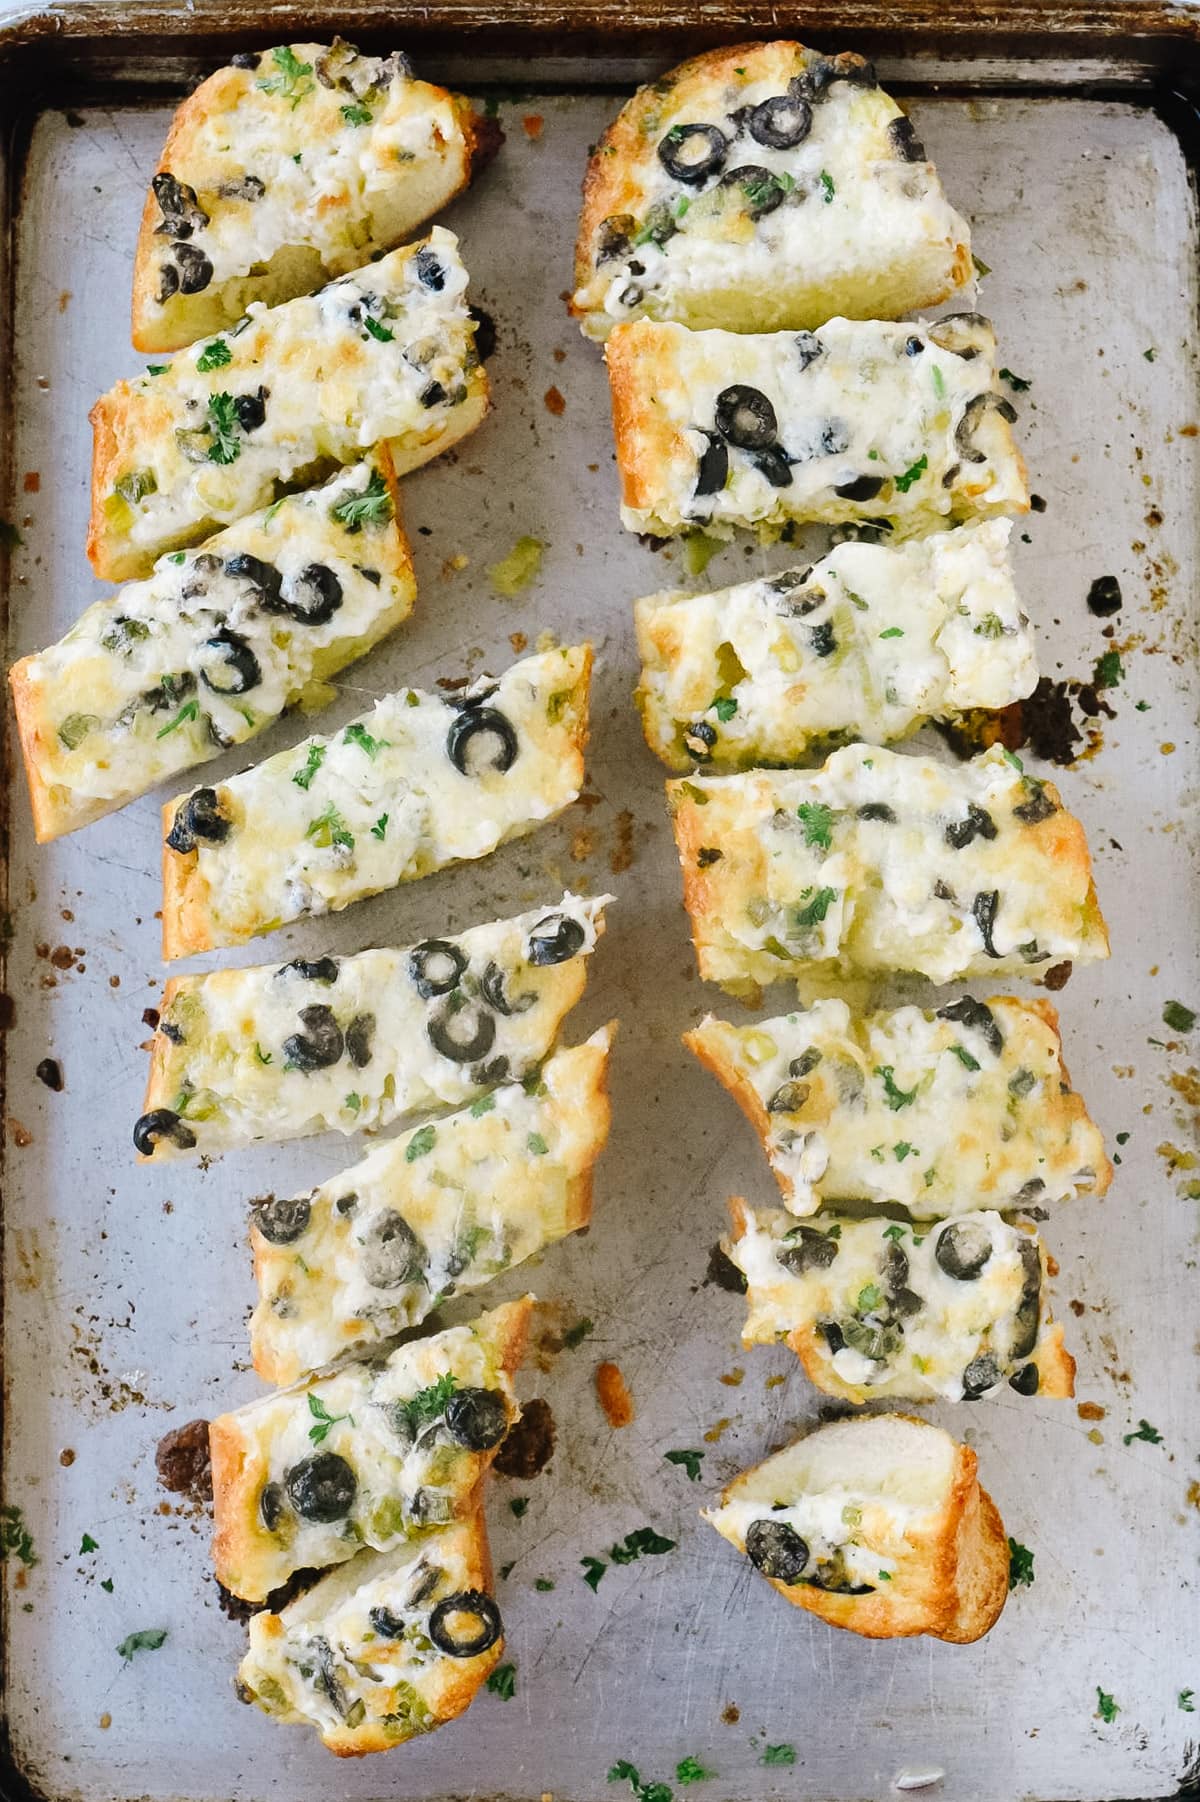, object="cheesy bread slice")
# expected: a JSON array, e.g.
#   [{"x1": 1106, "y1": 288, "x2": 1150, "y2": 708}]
[
  {"x1": 237, "y1": 1510, "x2": 503, "y2": 1755},
  {"x1": 669, "y1": 744, "x2": 1109, "y2": 992},
  {"x1": 9, "y1": 456, "x2": 412, "y2": 842},
  {"x1": 607, "y1": 314, "x2": 1028, "y2": 541},
  {"x1": 703, "y1": 1414, "x2": 1009, "y2": 1644},
  {"x1": 726, "y1": 1199, "x2": 1075, "y2": 1404},
  {"x1": 686, "y1": 997, "x2": 1109, "y2": 1218},
  {"x1": 212, "y1": 1297, "x2": 528, "y2": 1601},
  {"x1": 634, "y1": 519, "x2": 1036, "y2": 770},
  {"x1": 572, "y1": 41, "x2": 970, "y2": 341},
  {"x1": 133, "y1": 40, "x2": 501, "y2": 351},
  {"x1": 134, "y1": 892, "x2": 610, "y2": 1161},
  {"x1": 161, "y1": 644, "x2": 592, "y2": 957},
  {"x1": 250, "y1": 1027, "x2": 614, "y2": 1385},
  {"x1": 90, "y1": 226, "x2": 486, "y2": 580}
]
